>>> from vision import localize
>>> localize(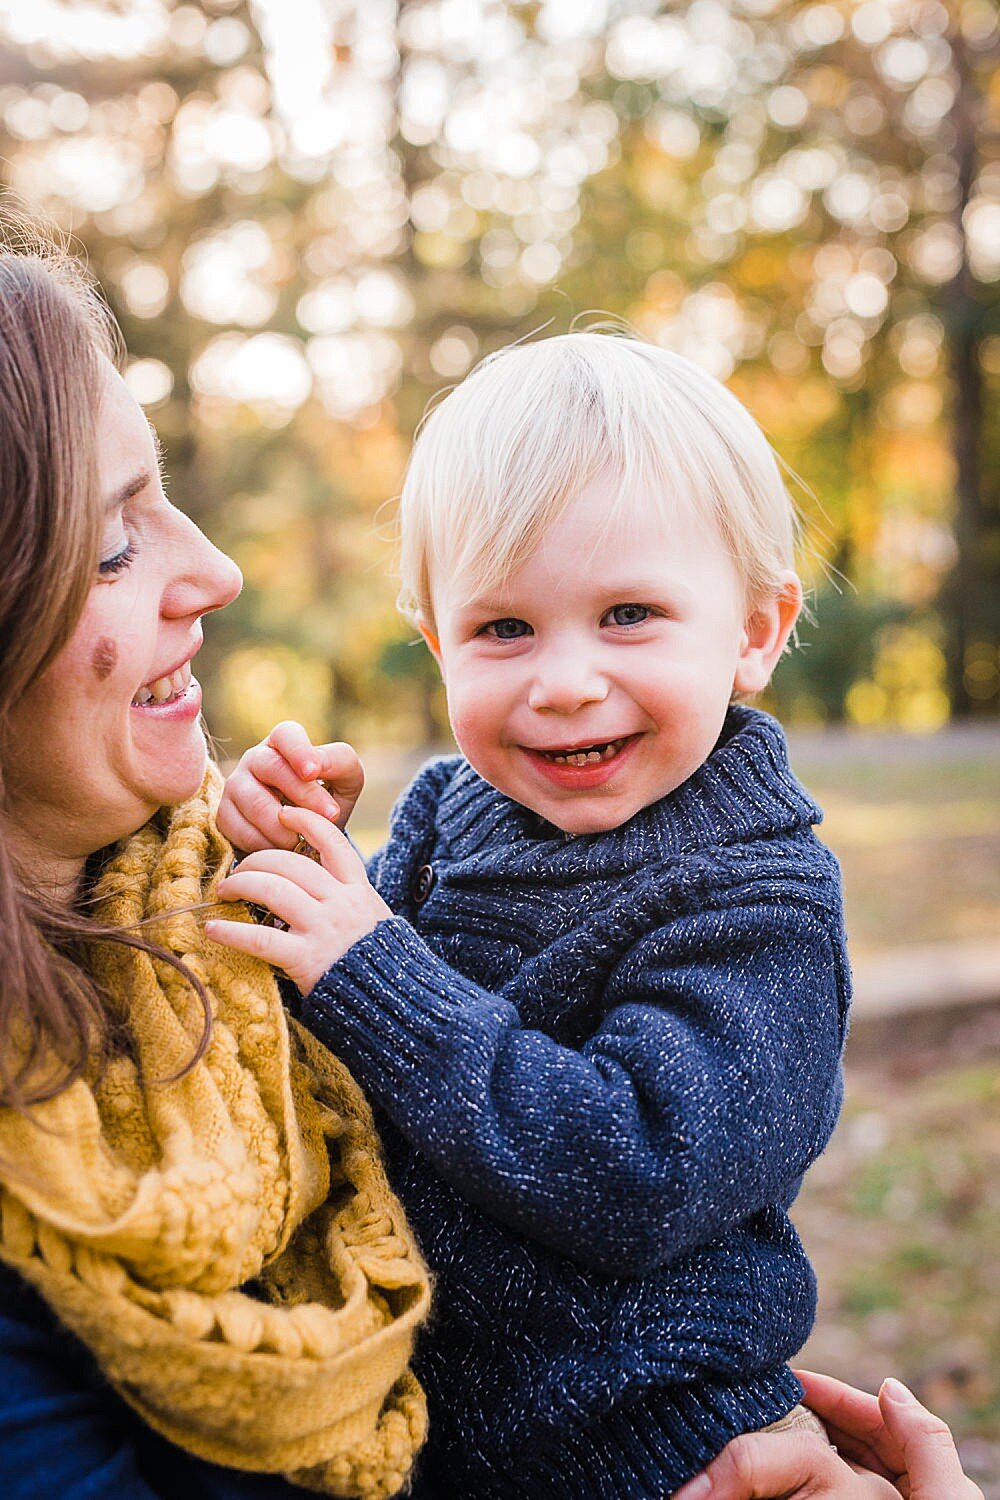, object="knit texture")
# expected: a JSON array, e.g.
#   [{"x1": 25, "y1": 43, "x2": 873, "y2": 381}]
[
  {"x1": 0, "y1": 766, "x2": 430, "y2": 1500},
  {"x1": 301, "y1": 707, "x2": 851, "y2": 1498}
]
